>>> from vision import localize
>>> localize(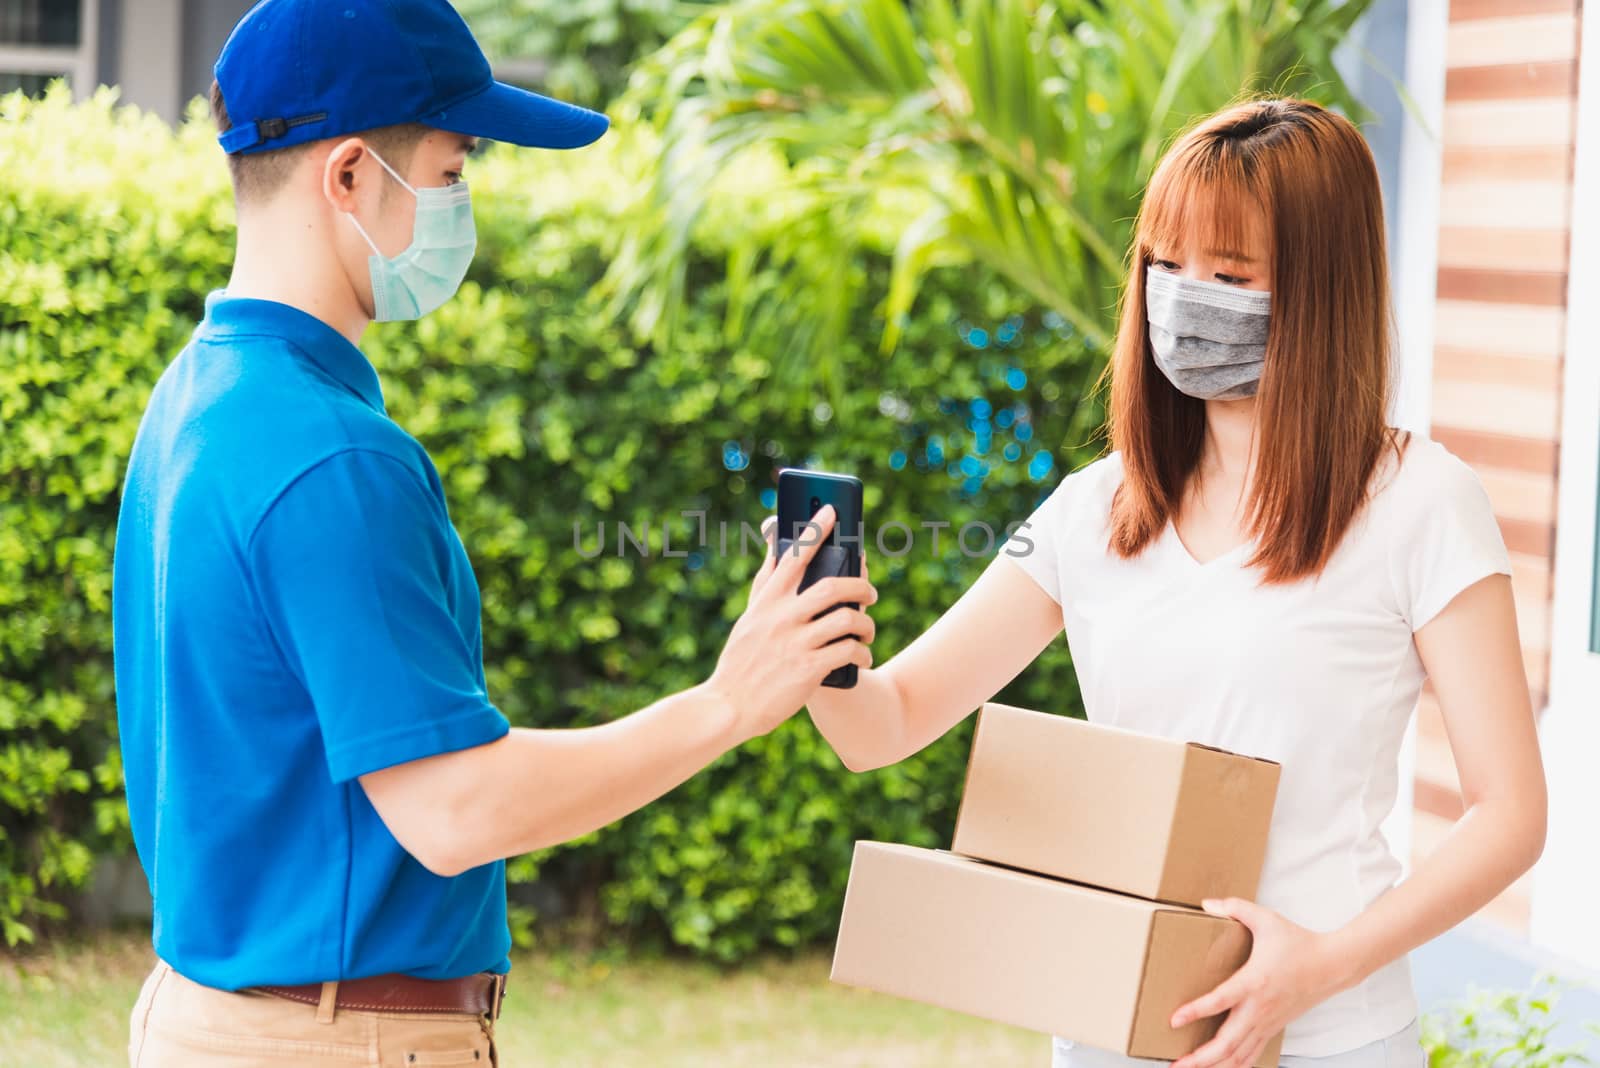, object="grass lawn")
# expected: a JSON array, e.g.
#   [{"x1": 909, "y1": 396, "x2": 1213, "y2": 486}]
[{"x1": 1, "y1": 932, "x2": 1045, "y2": 1067}]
